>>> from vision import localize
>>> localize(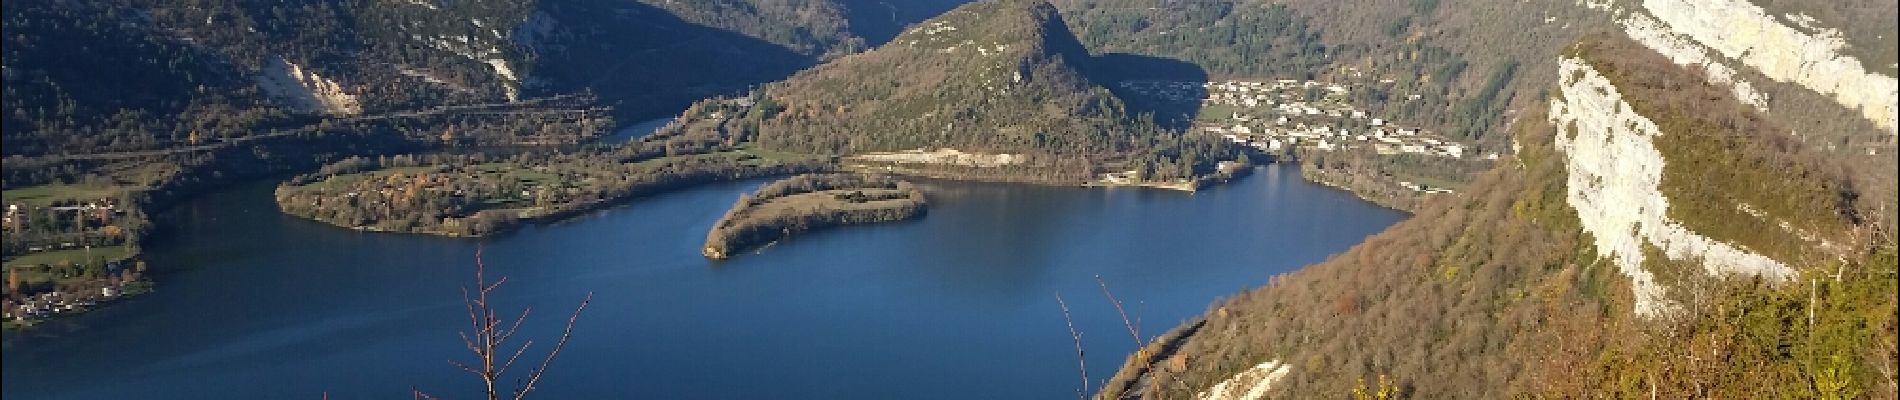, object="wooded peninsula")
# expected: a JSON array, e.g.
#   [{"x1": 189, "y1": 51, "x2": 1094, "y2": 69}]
[{"x1": 703, "y1": 174, "x2": 927, "y2": 259}]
